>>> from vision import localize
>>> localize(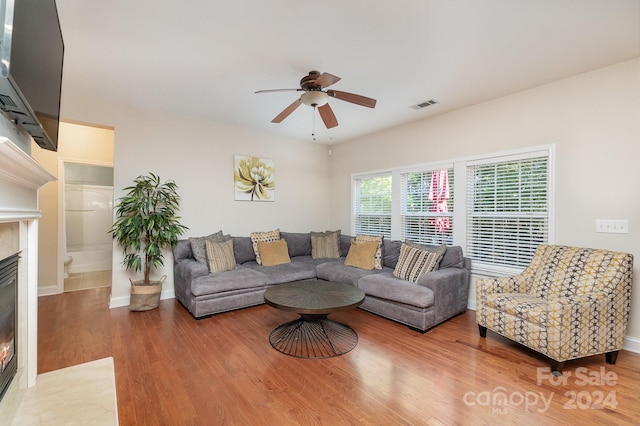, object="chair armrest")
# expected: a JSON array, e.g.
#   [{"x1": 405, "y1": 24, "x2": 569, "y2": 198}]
[
  {"x1": 476, "y1": 273, "x2": 531, "y2": 300},
  {"x1": 545, "y1": 291, "x2": 631, "y2": 360}
]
